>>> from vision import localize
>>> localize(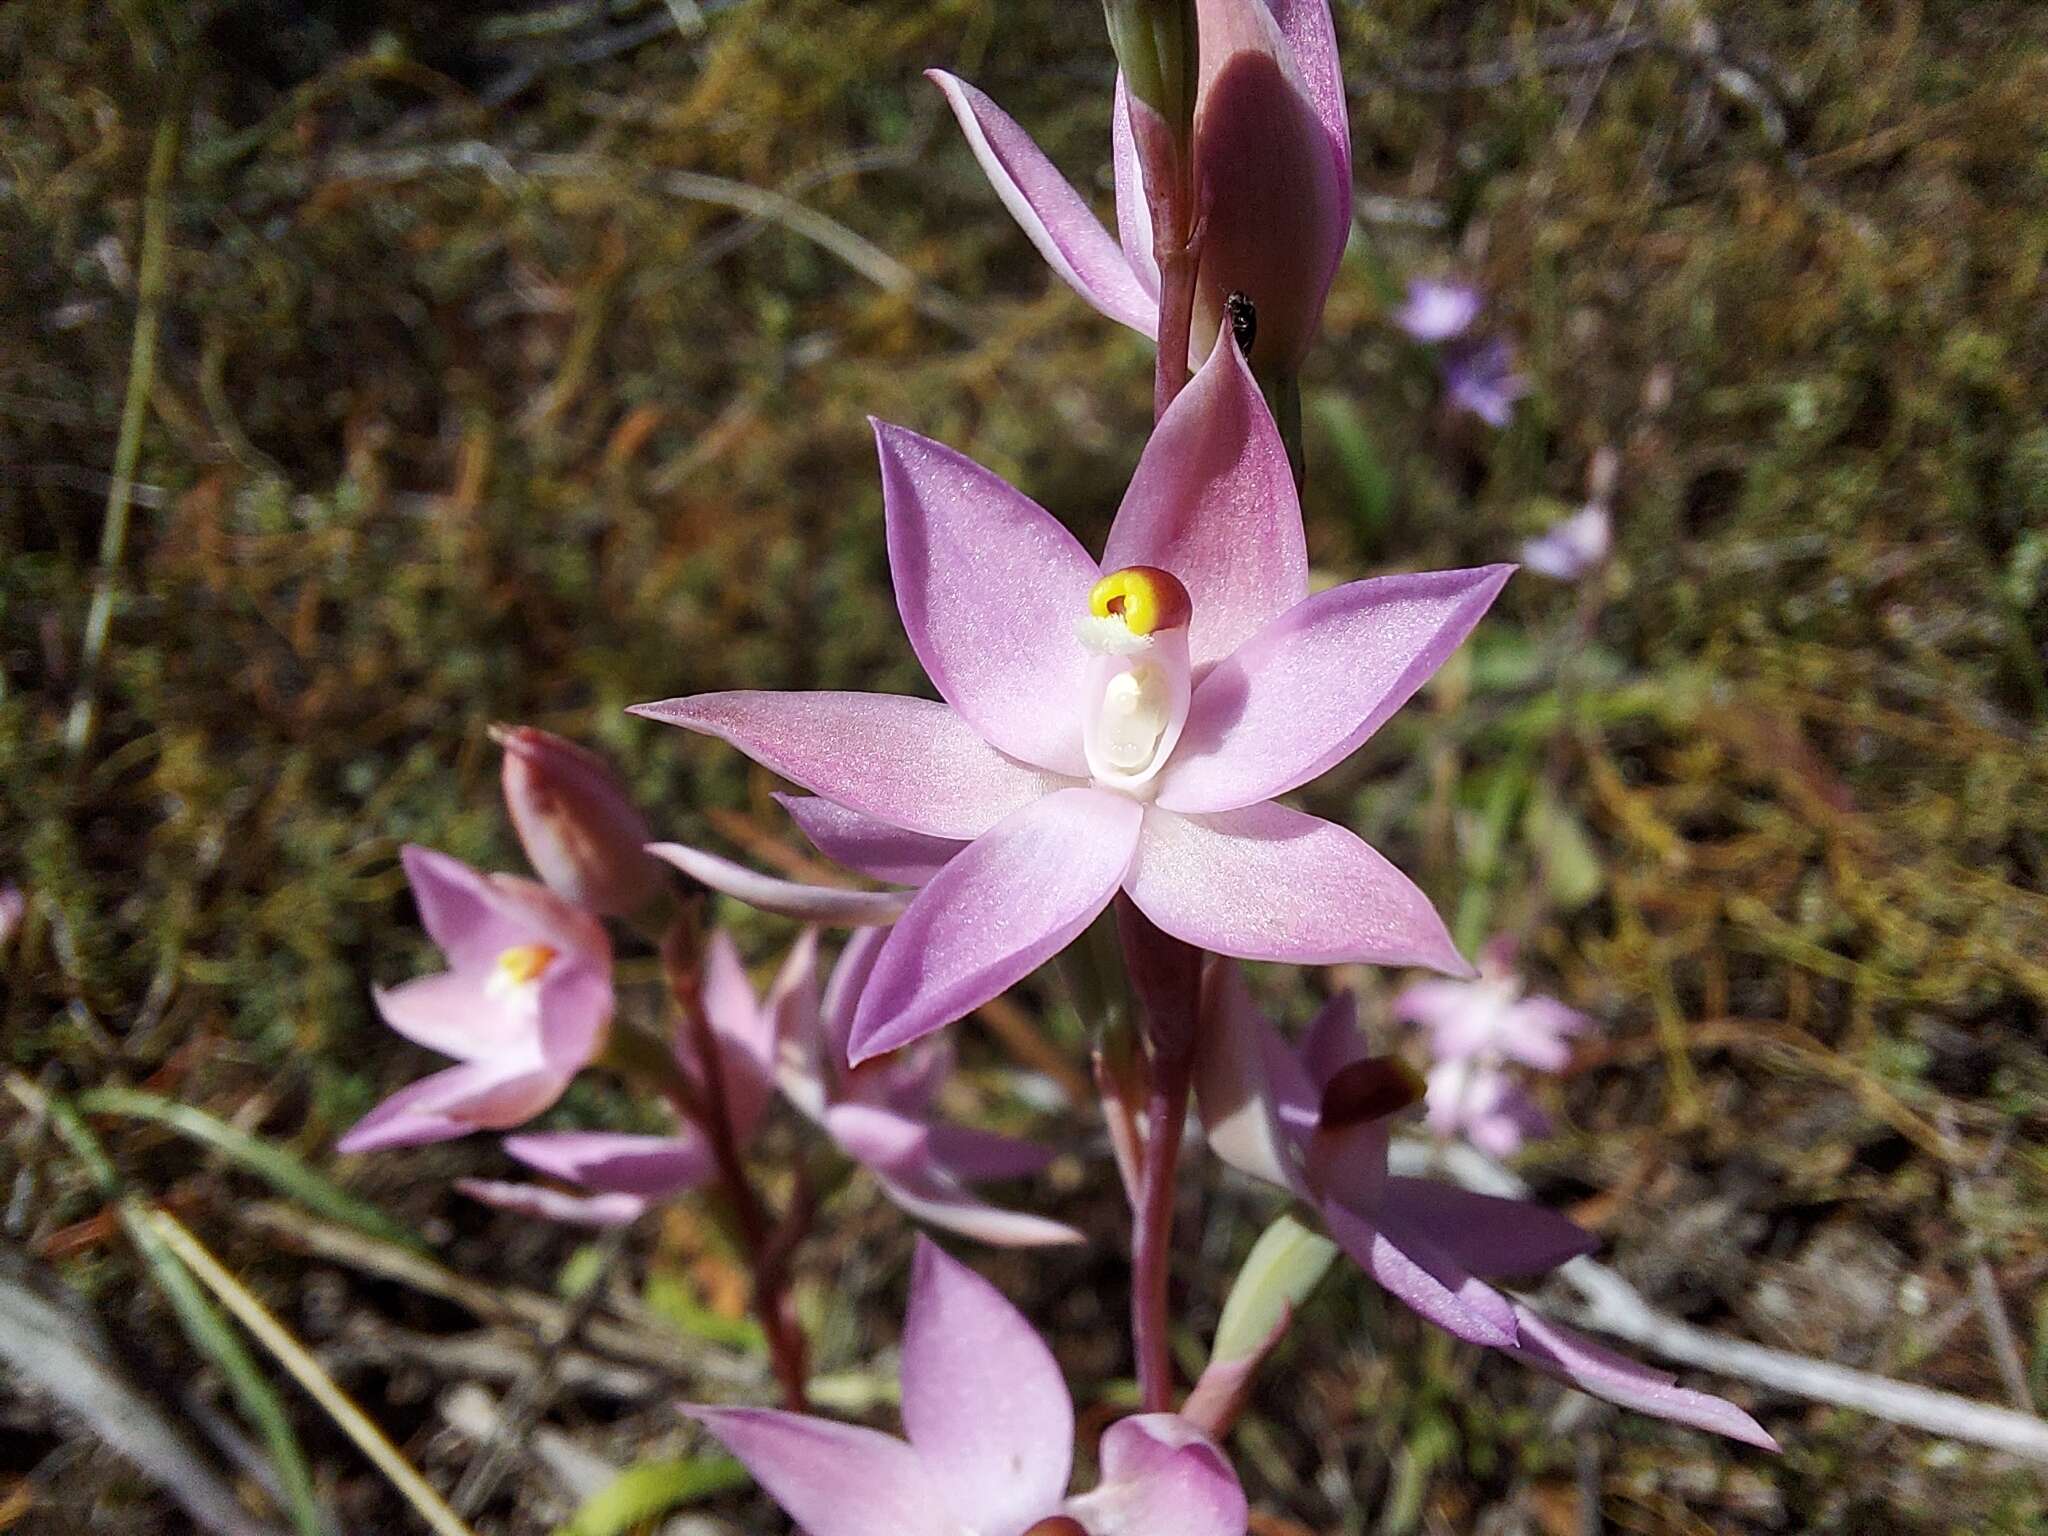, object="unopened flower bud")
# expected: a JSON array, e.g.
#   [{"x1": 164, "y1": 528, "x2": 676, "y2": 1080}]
[
  {"x1": 1023, "y1": 1519, "x2": 1090, "y2": 1536},
  {"x1": 1190, "y1": 0, "x2": 1351, "y2": 372},
  {"x1": 495, "y1": 725, "x2": 663, "y2": 918},
  {"x1": 1101, "y1": 0, "x2": 1197, "y2": 152}
]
